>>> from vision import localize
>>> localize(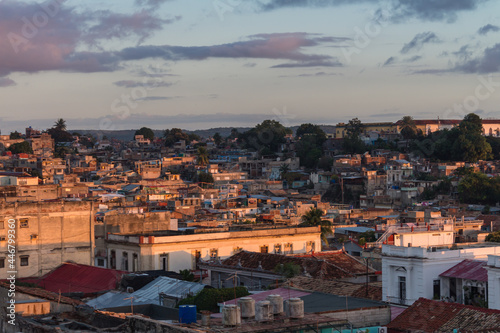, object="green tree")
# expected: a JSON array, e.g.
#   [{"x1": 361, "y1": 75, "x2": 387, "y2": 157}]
[
  {"x1": 273, "y1": 262, "x2": 301, "y2": 279},
  {"x1": 198, "y1": 172, "x2": 214, "y2": 185},
  {"x1": 179, "y1": 269, "x2": 195, "y2": 282},
  {"x1": 178, "y1": 287, "x2": 249, "y2": 312},
  {"x1": 279, "y1": 163, "x2": 290, "y2": 180},
  {"x1": 196, "y1": 146, "x2": 209, "y2": 166},
  {"x1": 451, "y1": 113, "x2": 492, "y2": 162},
  {"x1": 239, "y1": 120, "x2": 291, "y2": 154},
  {"x1": 9, "y1": 131, "x2": 21, "y2": 139},
  {"x1": 134, "y1": 127, "x2": 155, "y2": 141},
  {"x1": 213, "y1": 132, "x2": 222, "y2": 146},
  {"x1": 343, "y1": 117, "x2": 367, "y2": 154},
  {"x1": 300, "y1": 208, "x2": 333, "y2": 244},
  {"x1": 54, "y1": 118, "x2": 66, "y2": 131},
  {"x1": 486, "y1": 231, "x2": 500, "y2": 242},
  {"x1": 399, "y1": 116, "x2": 418, "y2": 140},
  {"x1": 296, "y1": 123, "x2": 327, "y2": 144},
  {"x1": 8, "y1": 141, "x2": 32, "y2": 154},
  {"x1": 164, "y1": 128, "x2": 189, "y2": 147},
  {"x1": 458, "y1": 172, "x2": 500, "y2": 205}
]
